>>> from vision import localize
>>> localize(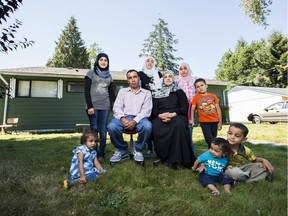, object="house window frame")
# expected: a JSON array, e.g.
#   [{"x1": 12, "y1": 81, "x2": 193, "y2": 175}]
[
  {"x1": 16, "y1": 79, "x2": 63, "y2": 99},
  {"x1": 67, "y1": 81, "x2": 84, "y2": 93}
]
